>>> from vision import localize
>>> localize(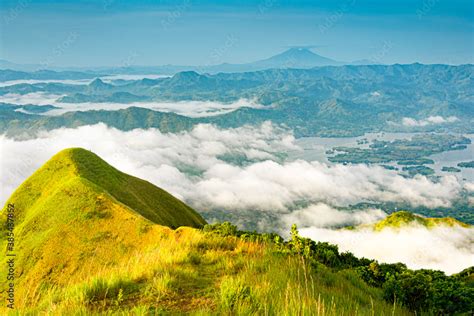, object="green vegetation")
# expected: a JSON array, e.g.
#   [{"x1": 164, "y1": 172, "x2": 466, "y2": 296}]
[
  {"x1": 1, "y1": 149, "x2": 472, "y2": 315},
  {"x1": 381, "y1": 165, "x2": 398, "y2": 171},
  {"x1": 59, "y1": 92, "x2": 151, "y2": 103},
  {"x1": 397, "y1": 158, "x2": 434, "y2": 165},
  {"x1": 0, "y1": 107, "x2": 196, "y2": 138},
  {"x1": 371, "y1": 211, "x2": 469, "y2": 231},
  {"x1": 1, "y1": 64, "x2": 473, "y2": 137},
  {"x1": 328, "y1": 134, "x2": 470, "y2": 166},
  {"x1": 402, "y1": 165, "x2": 435, "y2": 177},
  {"x1": 0, "y1": 69, "x2": 99, "y2": 81},
  {"x1": 353, "y1": 198, "x2": 474, "y2": 226},
  {"x1": 203, "y1": 222, "x2": 474, "y2": 315},
  {"x1": 0, "y1": 220, "x2": 415, "y2": 315},
  {"x1": 458, "y1": 160, "x2": 474, "y2": 168},
  {"x1": 442, "y1": 166, "x2": 461, "y2": 173},
  {"x1": 5, "y1": 147, "x2": 205, "y2": 228}
]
